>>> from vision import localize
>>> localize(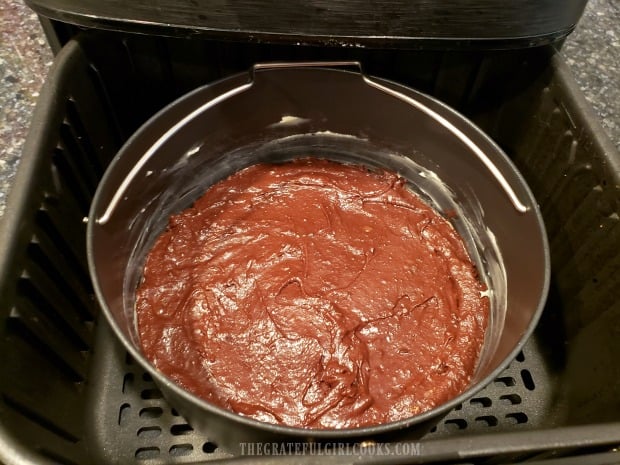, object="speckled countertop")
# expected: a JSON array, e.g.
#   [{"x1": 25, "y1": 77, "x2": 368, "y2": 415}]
[
  {"x1": 0, "y1": 0, "x2": 618, "y2": 219},
  {"x1": 0, "y1": 0, "x2": 53, "y2": 218}
]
